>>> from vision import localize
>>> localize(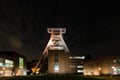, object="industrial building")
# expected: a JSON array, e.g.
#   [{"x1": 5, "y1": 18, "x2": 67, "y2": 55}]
[
  {"x1": 48, "y1": 50, "x2": 85, "y2": 74},
  {"x1": 68, "y1": 54, "x2": 85, "y2": 74},
  {"x1": 83, "y1": 56, "x2": 120, "y2": 76},
  {"x1": 0, "y1": 51, "x2": 27, "y2": 76},
  {"x1": 48, "y1": 50, "x2": 69, "y2": 74},
  {"x1": 46, "y1": 28, "x2": 86, "y2": 74},
  {"x1": 32, "y1": 28, "x2": 86, "y2": 75},
  {"x1": 28, "y1": 51, "x2": 86, "y2": 74}
]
